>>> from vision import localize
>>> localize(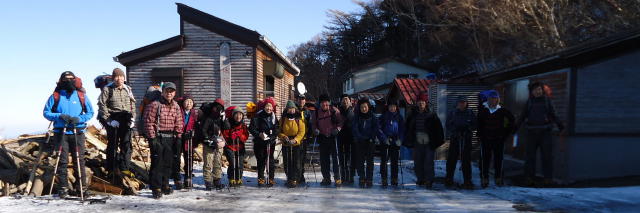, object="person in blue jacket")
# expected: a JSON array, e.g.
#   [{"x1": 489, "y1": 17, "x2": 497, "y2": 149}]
[
  {"x1": 43, "y1": 71, "x2": 94, "y2": 198},
  {"x1": 351, "y1": 97, "x2": 379, "y2": 188},
  {"x1": 377, "y1": 100, "x2": 404, "y2": 187}
]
